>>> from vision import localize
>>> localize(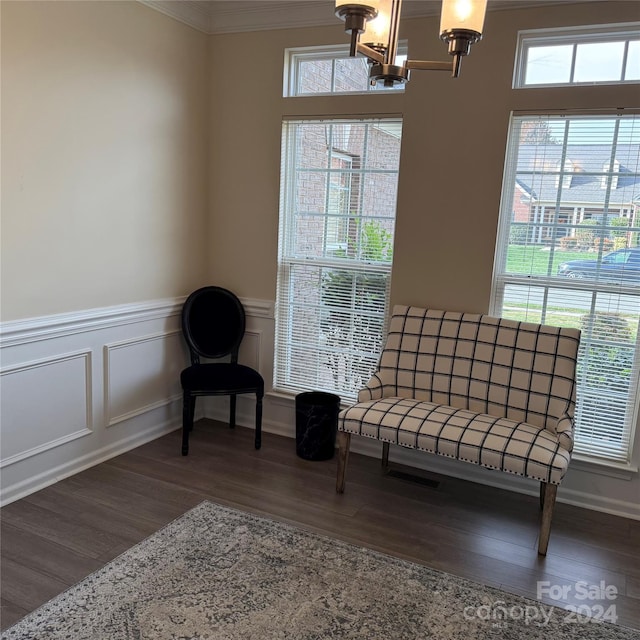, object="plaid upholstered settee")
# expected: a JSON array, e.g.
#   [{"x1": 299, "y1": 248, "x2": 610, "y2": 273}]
[{"x1": 336, "y1": 306, "x2": 581, "y2": 555}]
